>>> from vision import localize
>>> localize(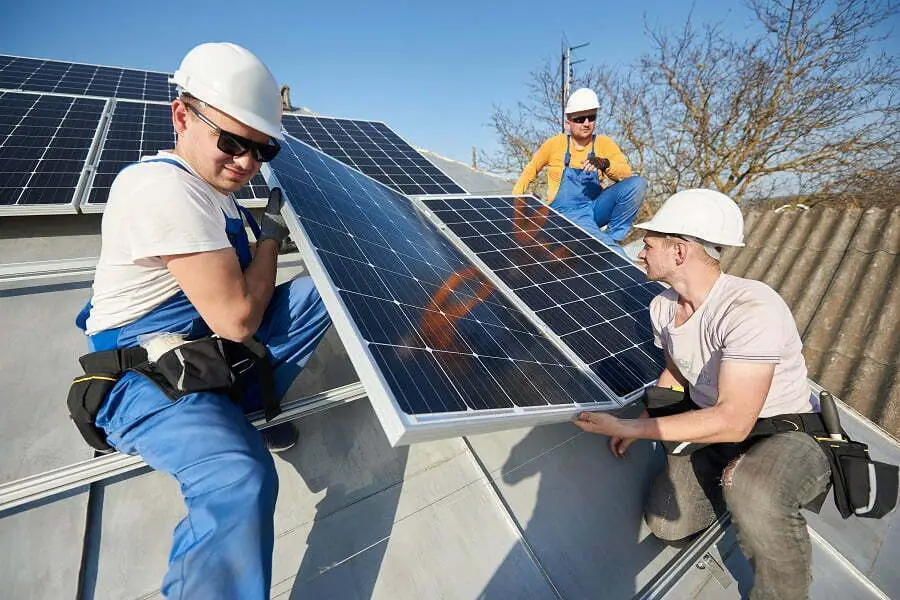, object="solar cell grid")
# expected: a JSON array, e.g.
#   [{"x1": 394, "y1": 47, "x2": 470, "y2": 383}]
[
  {"x1": 0, "y1": 91, "x2": 104, "y2": 212},
  {"x1": 268, "y1": 134, "x2": 608, "y2": 435},
  {"x1": 0, "y1": 55, "x2": 175, "y2": 102},
  {"x1": 232, "y1": 173, "x2": 270, "y2": 202},
  {"x1": 281, "y1": 115, "x2": 466, "y2": 196},
  {"x1": 83, "y1": 101, "x2": 268, "y2": 209},
  {"x1": 423, "y1": 195, "x2": 666, "y2": 396},
  {"x1": 84, "y1": 101, "x2": 174, "y2": 206}
]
